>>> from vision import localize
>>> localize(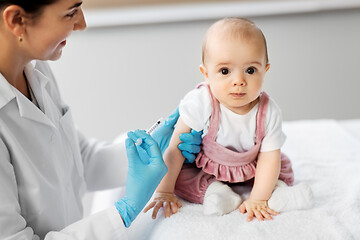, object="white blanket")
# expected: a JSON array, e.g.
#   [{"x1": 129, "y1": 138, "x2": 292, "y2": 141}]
[{"x1": 92, "y1": 119, "x2": 360, "y2": 239}]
